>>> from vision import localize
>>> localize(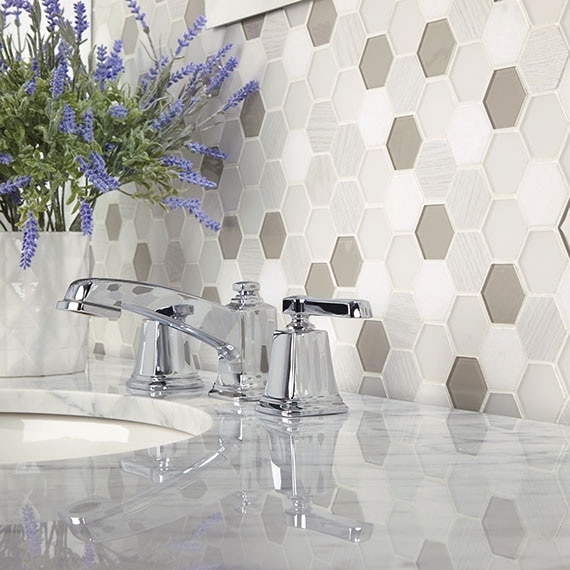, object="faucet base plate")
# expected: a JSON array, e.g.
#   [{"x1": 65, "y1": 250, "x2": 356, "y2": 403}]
[
  {"x1": 127, "y1": 373, "x2": 204, "y2": 398},
  {"x1": 208, "y1": 382, "x2": 264, "y2": 402},
  {"x1": 256, "y1": 394, "x2": 348, "y2": 417}
]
